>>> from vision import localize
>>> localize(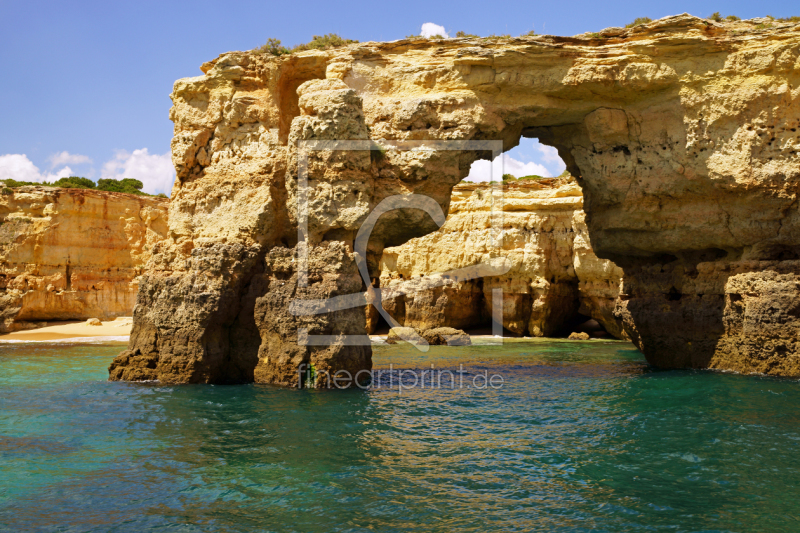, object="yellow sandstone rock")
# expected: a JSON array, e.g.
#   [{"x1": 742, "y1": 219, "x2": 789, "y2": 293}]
[
  {"x1": 0, "y1": 186, "x2": 168, "y2": 333},
  {"x1": 109, "y1": 14, "x2": 800, "y2": 382},
  {"x1": 379, "y1": 178, "x2": 626, "y2": 339}
]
